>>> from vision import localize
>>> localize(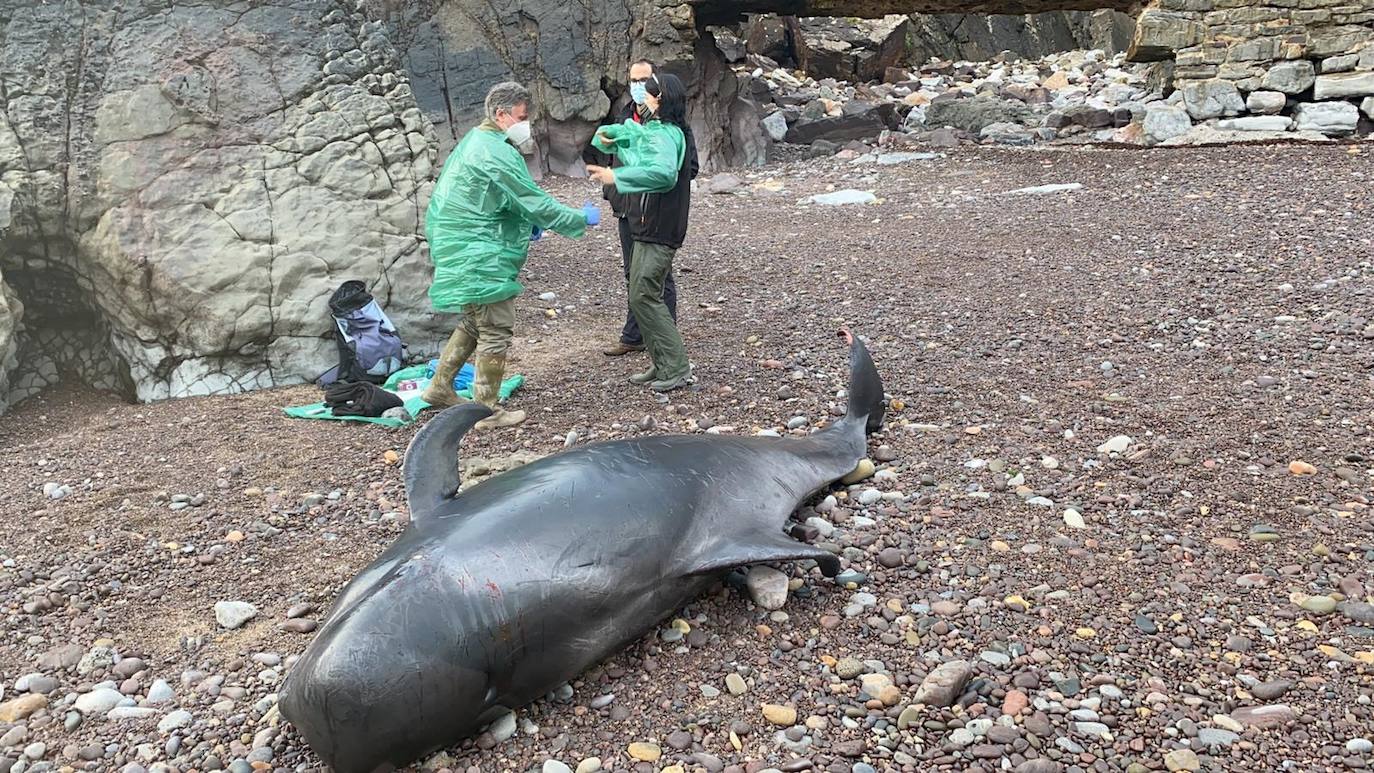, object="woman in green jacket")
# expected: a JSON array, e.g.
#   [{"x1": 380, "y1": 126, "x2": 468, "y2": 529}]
[{"x1": 588, "y1": 73, "x2": 694, "y2": 393}]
